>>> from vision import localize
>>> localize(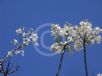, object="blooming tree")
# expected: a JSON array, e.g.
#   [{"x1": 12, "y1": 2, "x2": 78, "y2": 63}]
[
  {"x1": 50, "y1": 20, "x2": 102, "y2": 76},
  {"x1": 74, "y1": 20, "x2": 102, "y2": 76},
  {"x1": 0, "y1": 27, "x2": 38, "y2": 76},
  {"x1": 0, "y1": 20, "x2": 101, "y2": 76},
  {"x1": 51, "y1": 23, "x2": 76, "y2": 76}
]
